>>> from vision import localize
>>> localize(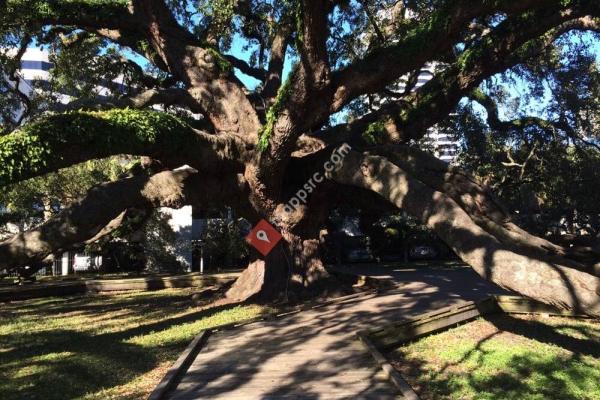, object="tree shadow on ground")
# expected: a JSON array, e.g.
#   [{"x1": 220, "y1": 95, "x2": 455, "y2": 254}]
[
  {"x1": 0, "y1": 290, "x2": 248, "y2": 400},
  {"x1": 167, "y1": 269, "x2": 506, "y2": 399}
]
